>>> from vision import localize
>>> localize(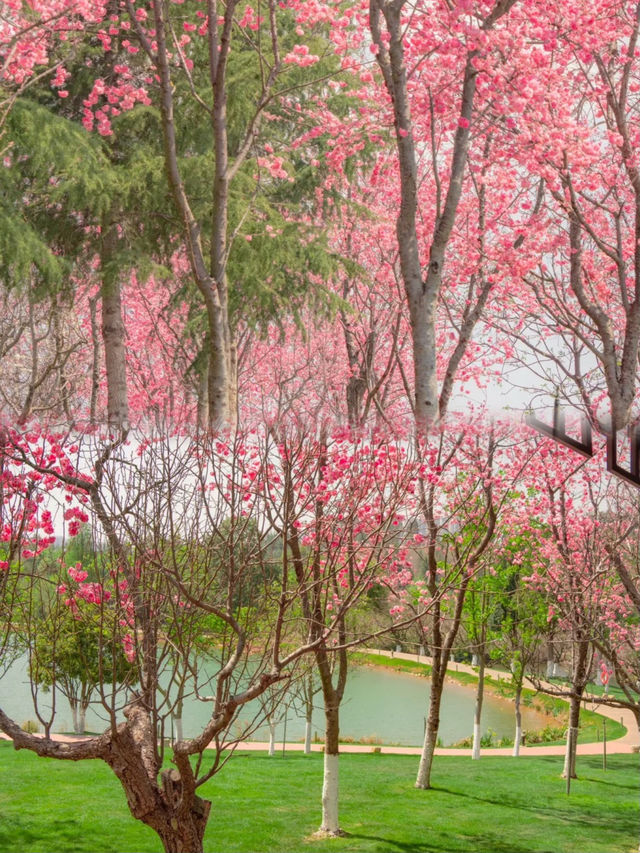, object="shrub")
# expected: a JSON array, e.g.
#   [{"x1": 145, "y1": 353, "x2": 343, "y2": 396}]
[
  {"x1": 450, "y1": 735, "x2": 473, "y2": 748},
  {"x1": 523, "y1": 724, "x2": 566, "y2": 744},
  {"x1": 480, "y1": 729, "x2": 496, "y2": 748}
]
